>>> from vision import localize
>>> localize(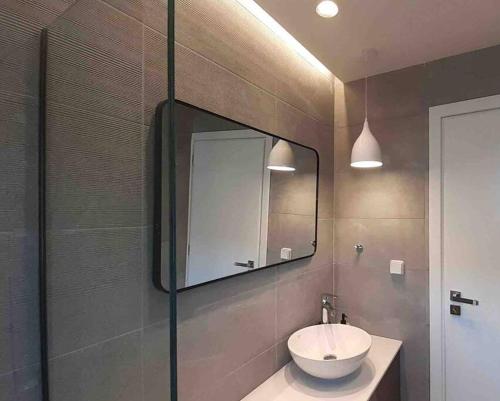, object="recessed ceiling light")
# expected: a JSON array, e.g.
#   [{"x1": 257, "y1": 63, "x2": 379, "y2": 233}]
[{"x1": 316, "y1": 1, "x2": 339, "y2": 18}]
